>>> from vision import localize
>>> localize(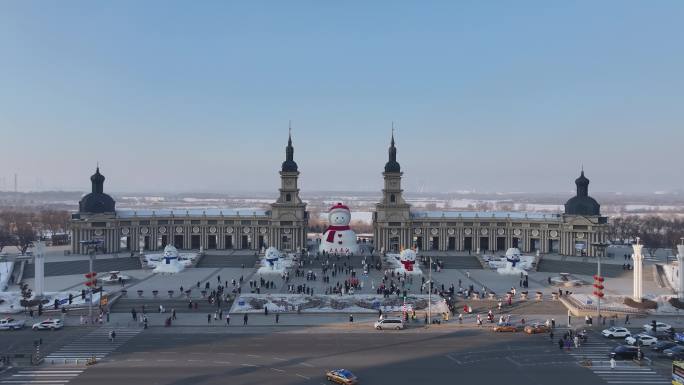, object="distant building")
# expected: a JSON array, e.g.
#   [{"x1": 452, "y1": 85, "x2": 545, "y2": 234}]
[
  {"x1": 372, "y1": 133, "x2": 608, "y2": 256},
  {"x1": 70, "y1": 133, "x2": 307, "y2": 254}
]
